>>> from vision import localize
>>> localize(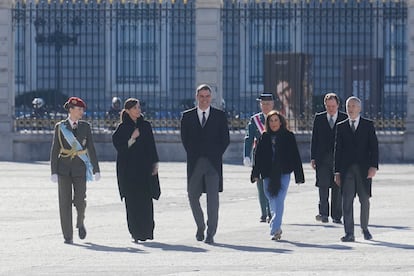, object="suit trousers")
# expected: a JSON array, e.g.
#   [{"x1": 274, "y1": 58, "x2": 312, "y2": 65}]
[
  {"x1": 188, "y1": 157, "x2": 219, "y2": 237},
  {"x1": 342, "y1": 164, "x2": 370, "y2": 235},
  {"x1": 317, "y1": 155, "x2": 342, "y2": 220},
  {"x1": 58, "y1": 174, "x2": 87, "y2": 240}
]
